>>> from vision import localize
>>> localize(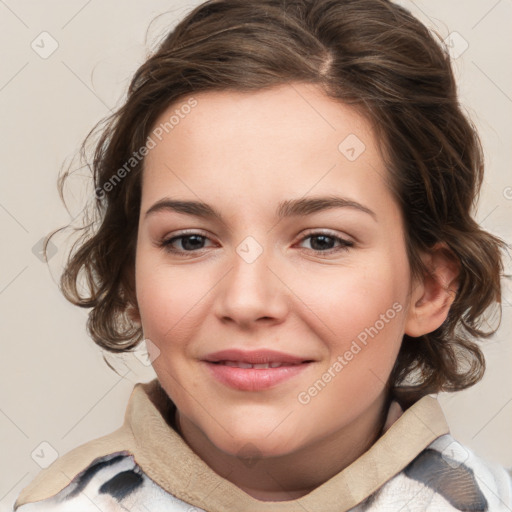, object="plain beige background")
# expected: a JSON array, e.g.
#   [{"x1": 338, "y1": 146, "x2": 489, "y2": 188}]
[{"x1": 0, "y1": 1, "x2": 511, "y2": 509}]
